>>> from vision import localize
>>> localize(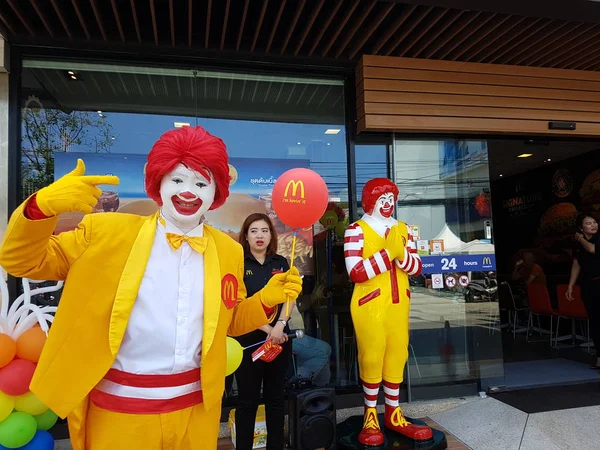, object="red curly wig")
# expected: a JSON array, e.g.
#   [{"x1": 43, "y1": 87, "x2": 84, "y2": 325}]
[
  {"x1": 361, "y1": 178, "x2": 399, "y2": 215},
  {"x1": 145, "y1": 126, "x2": 230, "y2": 210}
]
